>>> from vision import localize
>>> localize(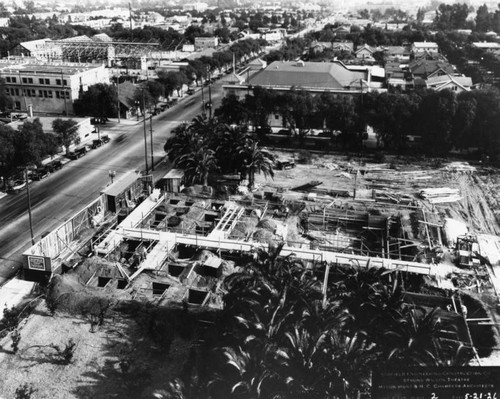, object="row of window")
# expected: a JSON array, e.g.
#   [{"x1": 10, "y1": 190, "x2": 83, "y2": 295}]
[
  {"x1": 5, "y1": 88, "x2": 70, "y2": 99},
  {"x1": 4, "y1": 76, "x2": 67, "y2": 86}
]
